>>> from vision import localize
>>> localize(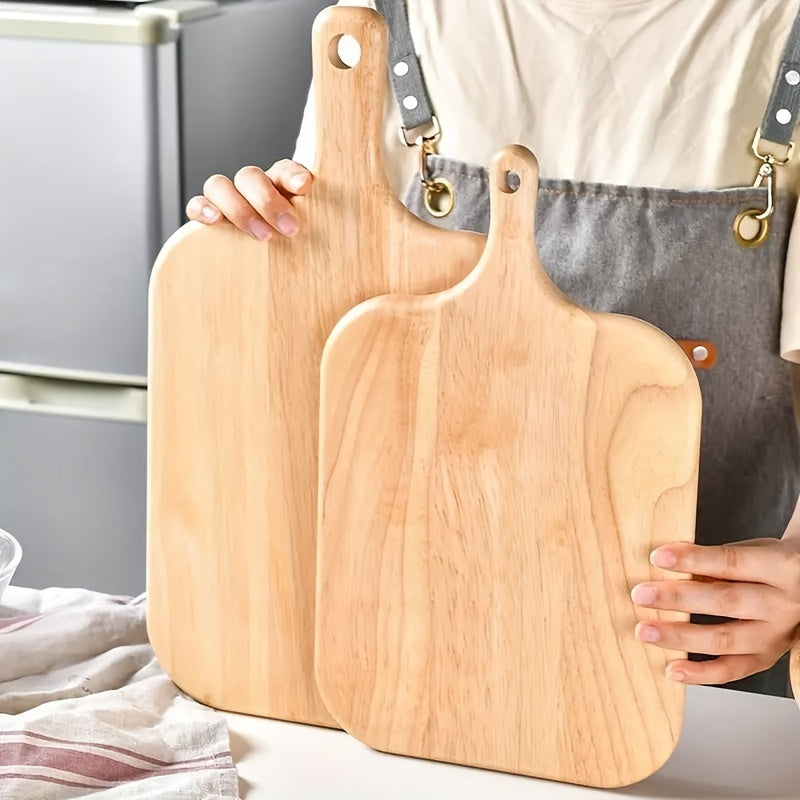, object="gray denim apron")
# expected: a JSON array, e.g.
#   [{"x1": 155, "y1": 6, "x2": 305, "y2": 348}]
[{"x1": 375, "y1": 0, "x2": 800, "y2": 696}]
